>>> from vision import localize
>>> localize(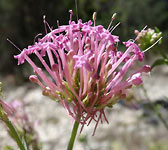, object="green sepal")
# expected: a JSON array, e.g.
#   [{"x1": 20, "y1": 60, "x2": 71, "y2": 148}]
[
  {"x1": 82, "y1": 95, "x2": 88, "y2": 104},
  {"x1": 151, "y1": 58, "x2": 168, "y2": 70},
  {"x1": 63, "y1": 81, "x2": 76, "y2": 102}
]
